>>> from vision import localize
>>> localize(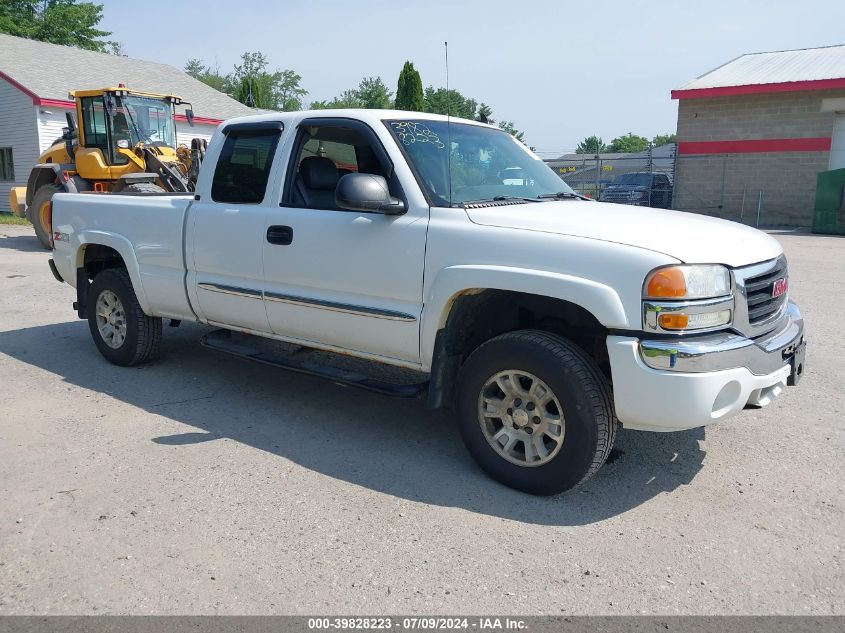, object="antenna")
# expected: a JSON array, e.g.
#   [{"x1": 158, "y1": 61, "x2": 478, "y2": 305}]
[{"x1": 445, "y1": 41, "x2": 453, "y2": 207}]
